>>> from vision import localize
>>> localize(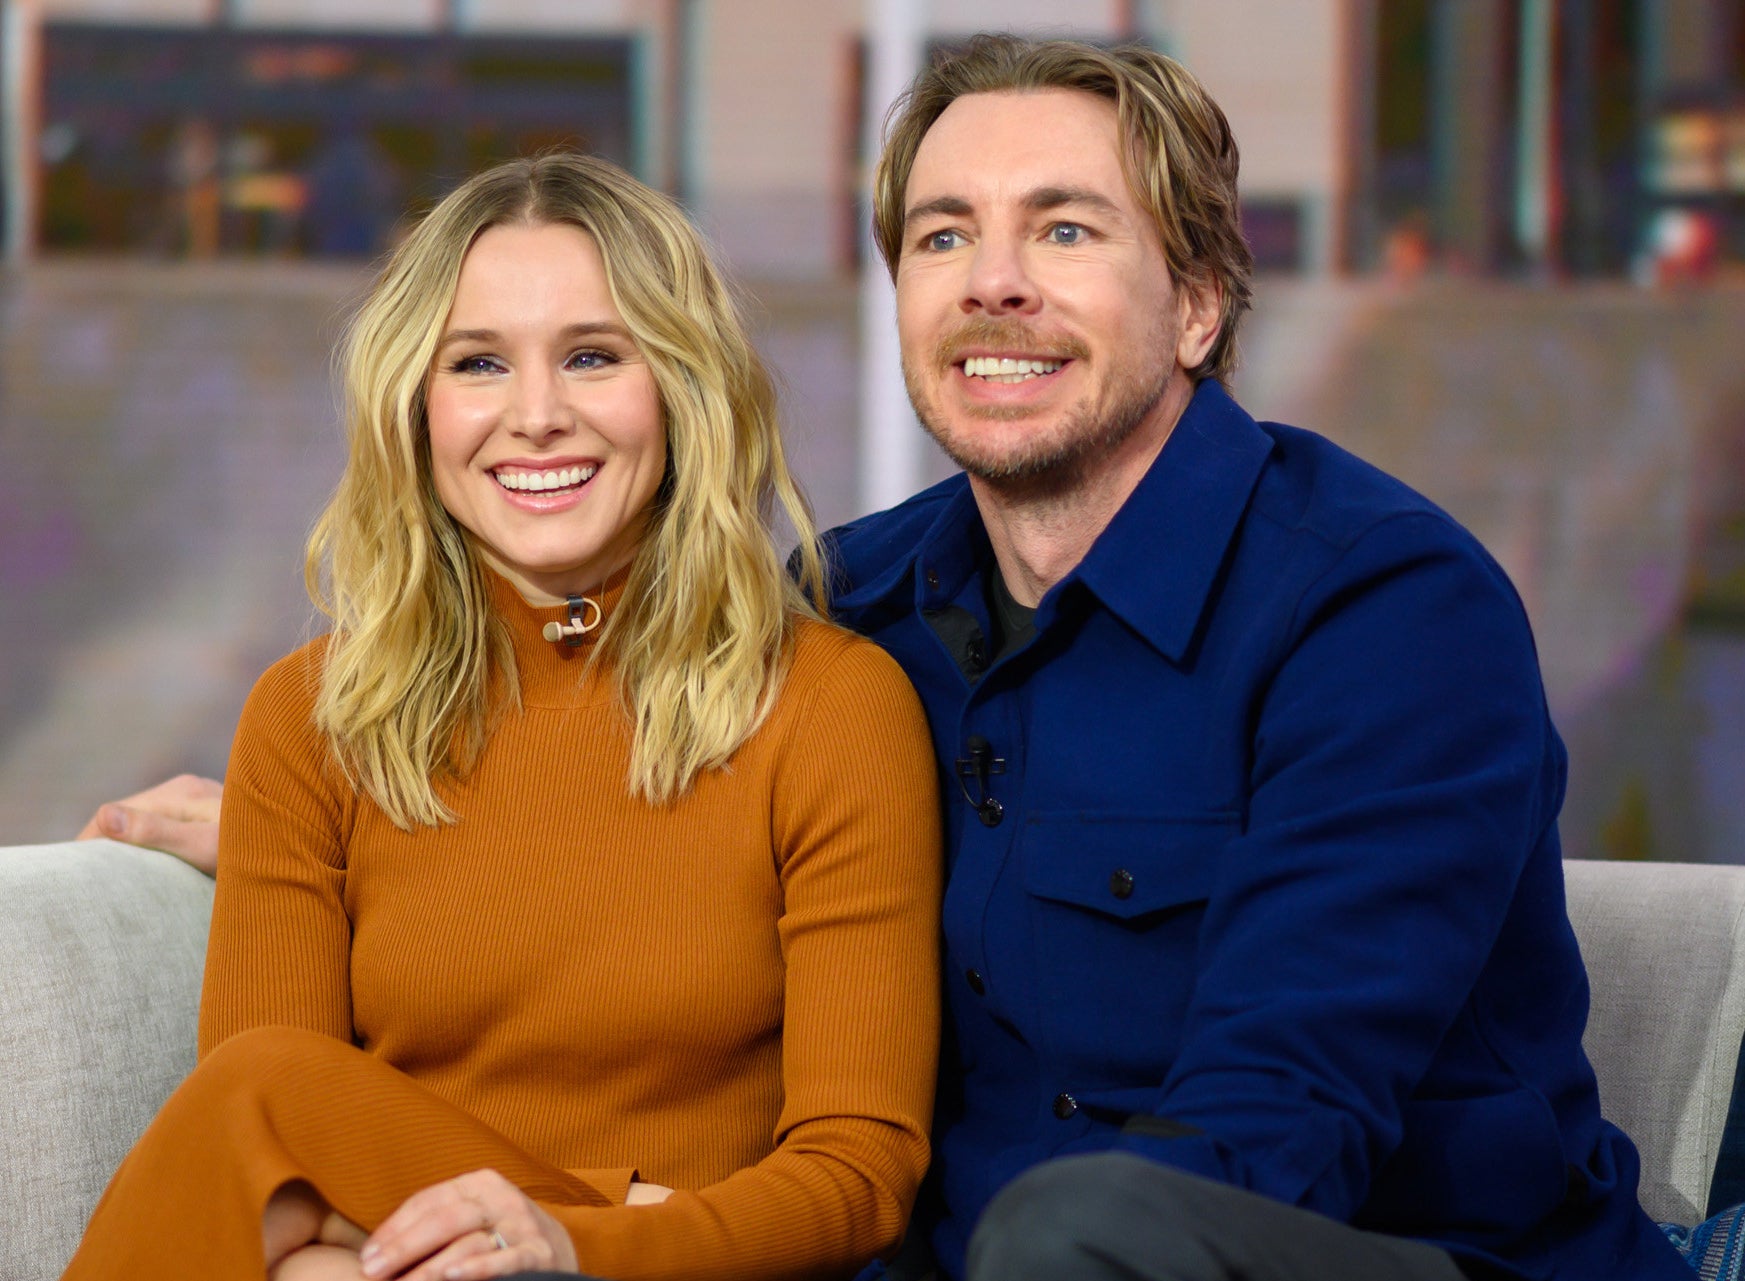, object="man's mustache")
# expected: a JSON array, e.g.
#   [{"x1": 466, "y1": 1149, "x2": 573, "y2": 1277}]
[{"x1": 934, "y1": 319, "x2": 1089, "y2": 370}]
